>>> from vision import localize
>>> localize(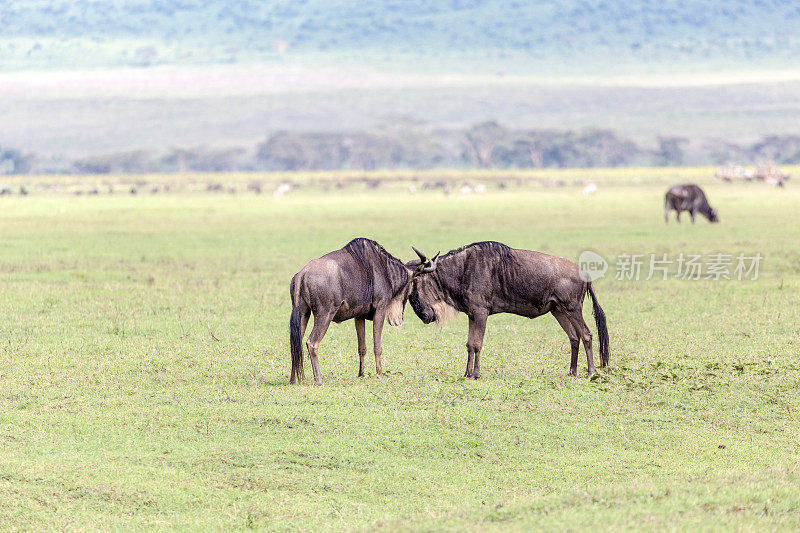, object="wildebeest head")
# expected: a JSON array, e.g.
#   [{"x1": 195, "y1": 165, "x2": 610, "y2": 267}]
[
  {"x1": 709, "y1": 208, "x2": 719, "y2": 222},
  {"x1": 385, "y1": 246, "x2": 438, "y2": 326},
  {"x1": 406, "y1": 247, "x2": 449, "y2": 324}
]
